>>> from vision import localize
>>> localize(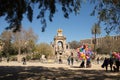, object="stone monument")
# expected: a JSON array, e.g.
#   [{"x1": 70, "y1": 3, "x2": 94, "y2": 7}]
[{"x1": 51, "y1": 29, "x2": 70, "y2": 60}]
